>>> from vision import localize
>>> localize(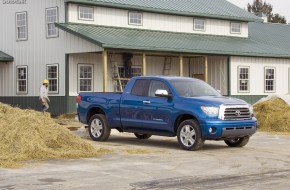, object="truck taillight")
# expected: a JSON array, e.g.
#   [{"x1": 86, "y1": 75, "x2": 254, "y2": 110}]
[{"x1": 76, "y1": 95, "x2": 82, "y2": 103}]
